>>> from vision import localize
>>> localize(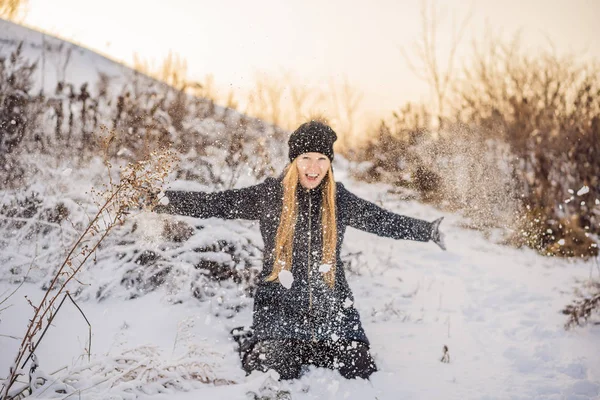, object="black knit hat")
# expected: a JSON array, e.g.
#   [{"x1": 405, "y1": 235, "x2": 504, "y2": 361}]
[{"x1": 288, "y1": 121, "x2": 337, "y2": 162}]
